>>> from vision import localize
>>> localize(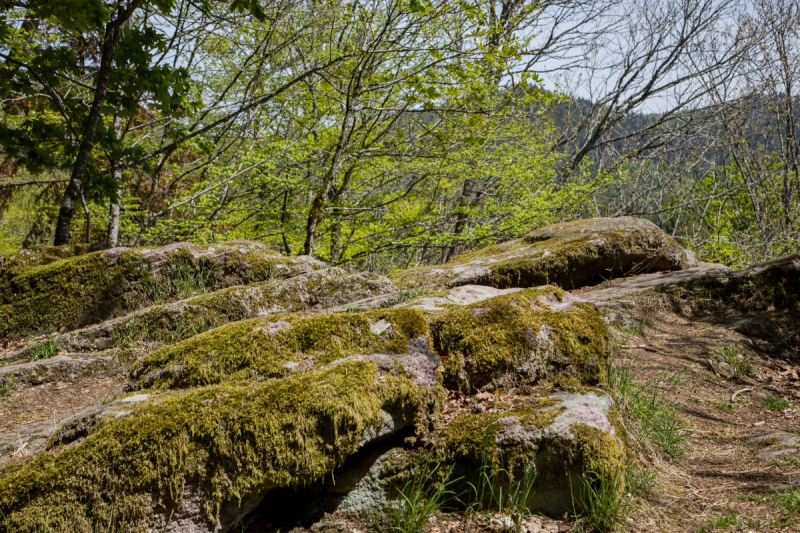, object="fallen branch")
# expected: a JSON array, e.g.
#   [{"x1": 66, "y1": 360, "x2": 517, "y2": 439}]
[{"x1": 731, "y1": 387, "x2": 753, "y2": 402}]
